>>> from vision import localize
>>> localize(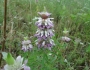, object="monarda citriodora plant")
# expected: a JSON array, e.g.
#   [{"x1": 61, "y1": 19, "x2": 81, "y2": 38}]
[{"x1": 35, "y1": 12, "x2": 55, "y2": 50}]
